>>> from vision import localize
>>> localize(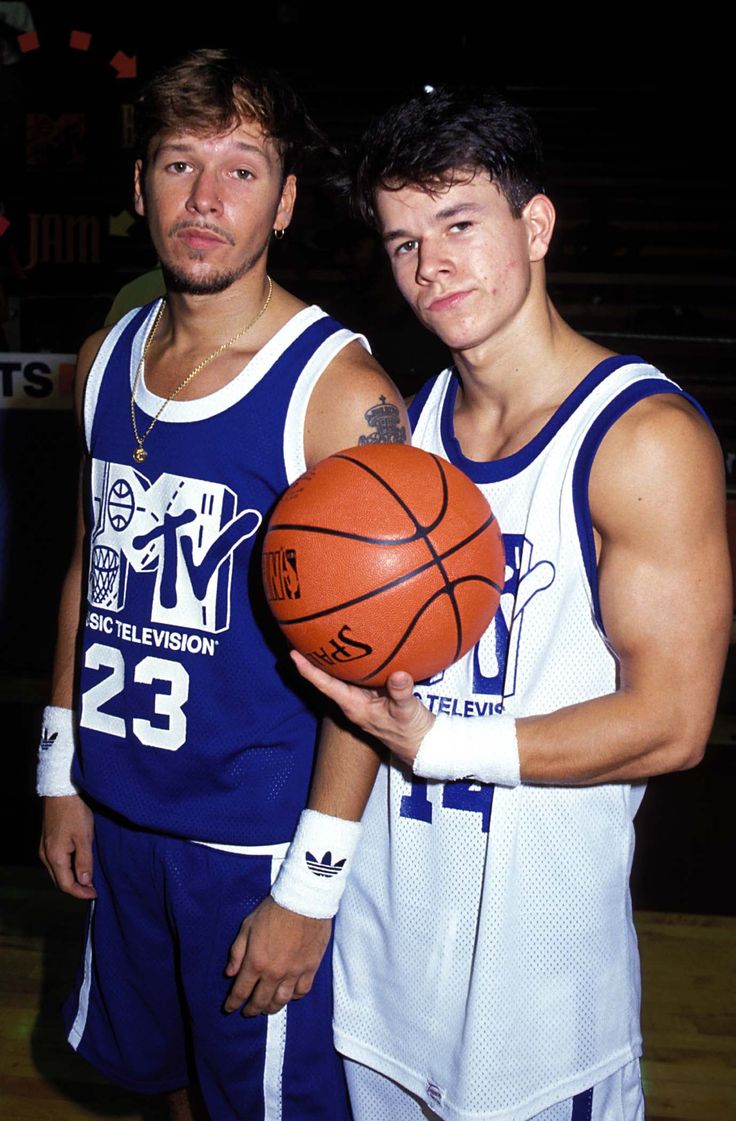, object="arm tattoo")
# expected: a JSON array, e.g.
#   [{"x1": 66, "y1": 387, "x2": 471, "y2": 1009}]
[{"x1": 357, "y1": 396, "x2": 407, "y2": 445}]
